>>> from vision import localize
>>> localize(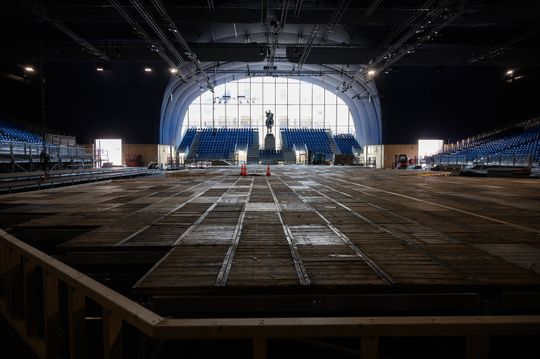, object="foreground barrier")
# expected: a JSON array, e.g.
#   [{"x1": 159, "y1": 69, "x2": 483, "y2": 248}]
[{"x1": 1, "y1": 228, "x2": 539, "y2": 358}]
